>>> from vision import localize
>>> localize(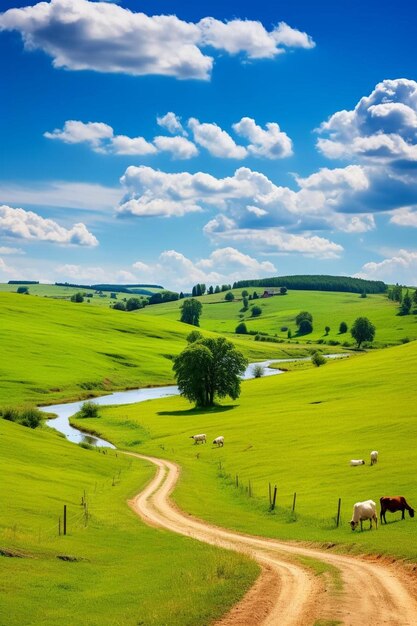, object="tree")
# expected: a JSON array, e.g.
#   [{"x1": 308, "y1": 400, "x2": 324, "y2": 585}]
[
  {"x1": 110, "y1": 292, "x2": 117, "y2": 299},
  {"x1": 312, "y1": 351, "x2": 326, "y2": 367},
  {"x1": 399, "y1": 291, "x2": 412, "y2": 315},
  {"x1": 242, "y1": 296, "x2": 249, "y2": 311},
  {"x1": 413, "y1": 290, "x2": 417, "y2": 306},
  {"x1": 126, "y1": 297, "x2": 142, "y2": 311},
  {"x1": 350, "y1": 317, "x2": 375, "y2": 348},
  {"x1": 360, "y1": 290, "x2": 367, "y2": 298},
  {"x1": 180, "y1": 298, "x2": 202, "y2": 326},
  {"x1": 295, "y1": 311, "x2": 313, "y2": 326},
  {"x1": 251, "y1": 305, "x2": 262, "y2": 317},
  {"x1": 173, "y1": 337, "x2": 248, "y2": 407},
  {"x1": 339, "y1": 321, "x2": 348, "y2": 334},
  {"x1": 192, "y1": 286, "x2": 197, "y2": 297},
  {"x1": 241, "y1": 290, "x2": 249, "y2": 298},
  {"x1": 71, "y1": 292, "x2": 84, "y2": 303},
  {"x1": 208, "y1": 286, "x2": 214, "y2": 295},
  {"x1": 225, "y1": 291, "x2": 235, "y2": 301},
  {"x1": 17, "y1": 286, "x2": 29, "y2": 294},
  {"x1": 187, "y1": 330, "x2": 203, "y2": 343},
  {"x1": 325, "y1": 326, "x2": 330, "y2": 336},
  {"x1": 214, "y1": 285, "x2": 220, "y2": 294},
  {"x1": 280, "y1": 287, "x2": 288, "y2": 295},
  {"x1": 287, "y1": 329, "x2": 292, "y2": 339},
  {"x1": 179, "y1": 292, "x2": 185, "y2": 299},
  {"x1": 113, "y1": 301, "x2": 126, "y2": 311},
  {"x1": 298, "y1": 319, "x2": 313, "y2": 335},
  {"x1": 235, "y1": 322, "x2": 247, "y2": 334},
  {"x1": 252, "y1": 291, "x2": 259, "y2": 299}
]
